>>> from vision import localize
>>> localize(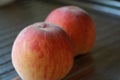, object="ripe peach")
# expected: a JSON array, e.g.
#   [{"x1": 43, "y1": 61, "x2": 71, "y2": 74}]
[
  {"x1": 45, "y1": 6, "x2": 96, "y2": 56},
  {"x1": 12, "y1": 22, "x2": 73, "y2": 80}
]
